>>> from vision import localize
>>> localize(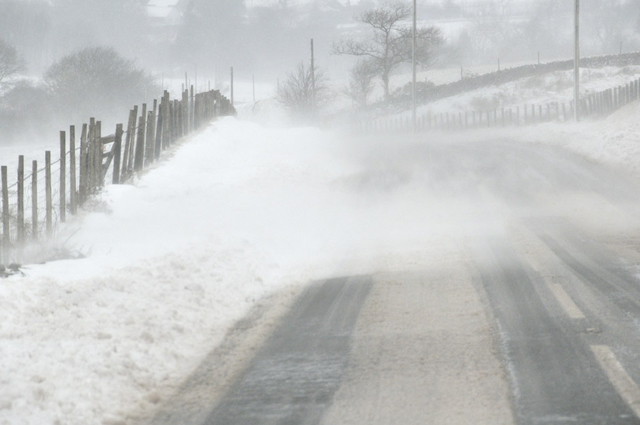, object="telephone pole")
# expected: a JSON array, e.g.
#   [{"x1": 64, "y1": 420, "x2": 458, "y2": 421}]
[
  {"x1": 412, "y1": 0, "x2": 417, "y2": 133},
  {"x1": 230, "y1": 66, "x2": 234, "y2": 106},
  {"x1": 574, "y1": 0, "x2": 580, "y2": 122},
  {"x1": 311, "y1": 39, "x2": 316, "y2": 117}
]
